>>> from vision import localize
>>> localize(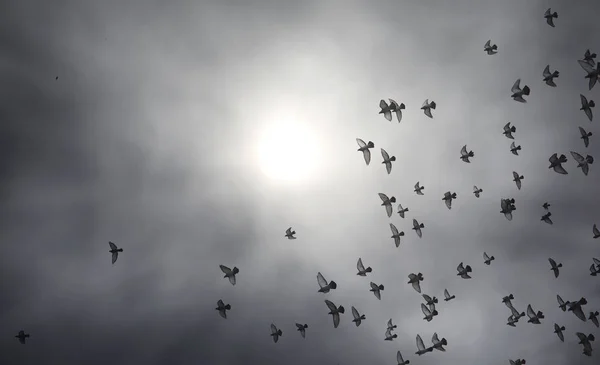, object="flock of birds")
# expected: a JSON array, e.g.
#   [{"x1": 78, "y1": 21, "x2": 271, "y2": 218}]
[{"x1": 12, "y1": 6, "x2": 600, "y2": 365}]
